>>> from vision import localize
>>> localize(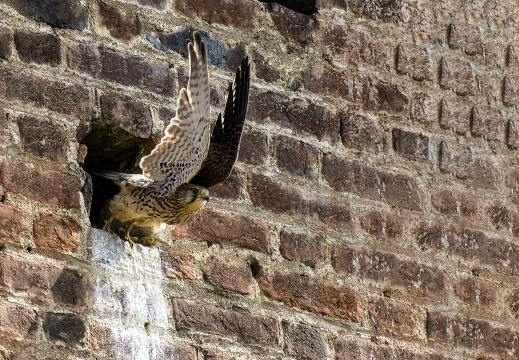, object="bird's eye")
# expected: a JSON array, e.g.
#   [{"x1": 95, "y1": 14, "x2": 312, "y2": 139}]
[{"x1": 192, "y1": 188, "x2": 199, "y2": 195}]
